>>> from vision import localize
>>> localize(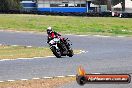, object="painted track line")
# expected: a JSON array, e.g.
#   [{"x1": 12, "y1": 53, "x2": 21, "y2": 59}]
[
  {"x1": 26, "y1": 46, "x2": 33, "y2": 48},
  {"x1": 17, "y1": 58, "x2": 34, "y2": 60},
  {"x1": 43, "y1": 77, "x2": 53, "y2": 79},
  {"x1": 32, "y1": 78, "x2": 40, "y2": 80},
  {"x1": 66, "y1": 34, "x2": 127, "y2": 38},
  {"x1": 20, "y1": 79, "x2": 28, "y2": 81},
  {"x1": 46, "y1": 56, "x2": 55, "y2": 58},
  {"x1": 55, "y1": 76, "x2": 65, "y2": 78},
  {"x1": 66, "y1": 75, "x2": 76, "y2": 77},
  {"x1": 3, "y1": 73, "x2": 132, "y2": 83},
  {"x1": 0, "y1": 75, "x2": 75, "y2": 83},
  {"x1": 0, "y1": 81, "x2": 4, "y2": 83},
  {"x1": 93, "y1": 35, "x2": 110, "y2": 38},
  {"x1": 33, "y1": 57, "x2": 45, "y2": 59},
  {"x1": 11, "y1": 45, "x2": 19, "y2": 46},
  {"x1": 0, "y1": 73, "x2": 101, "y2": 83},
  {"x1": 117, "y1": 36, "x2": 125, "y2": 38},
  {"x1": 7, "y1": 80, "x2": 15, "y2": 82}
]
